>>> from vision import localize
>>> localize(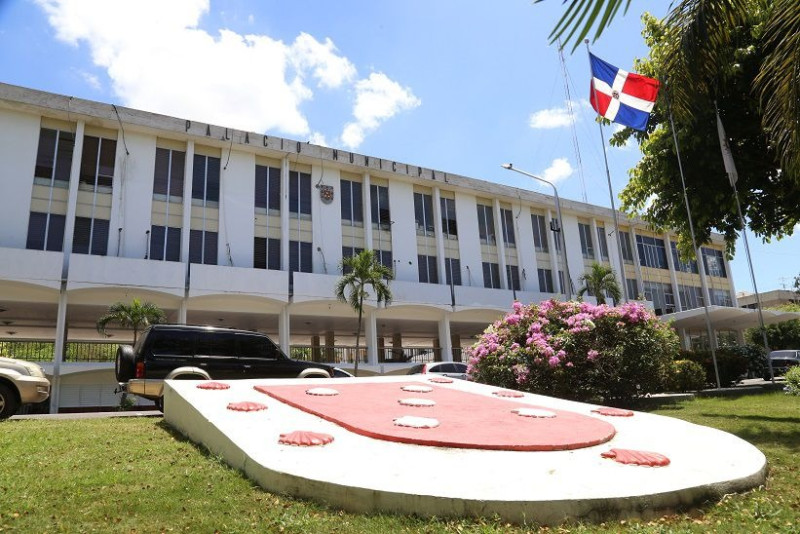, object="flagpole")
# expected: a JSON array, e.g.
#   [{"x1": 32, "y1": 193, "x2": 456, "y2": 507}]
[
  {"x1": 584, "y1": 40, "x2": 630, "y2": 303},
  {"x1": 715, "y1": 102, "x2": 773, "y2": 380},
  {"x1": 665, "y1": 83, "x2": 722, "y2": 389}
]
